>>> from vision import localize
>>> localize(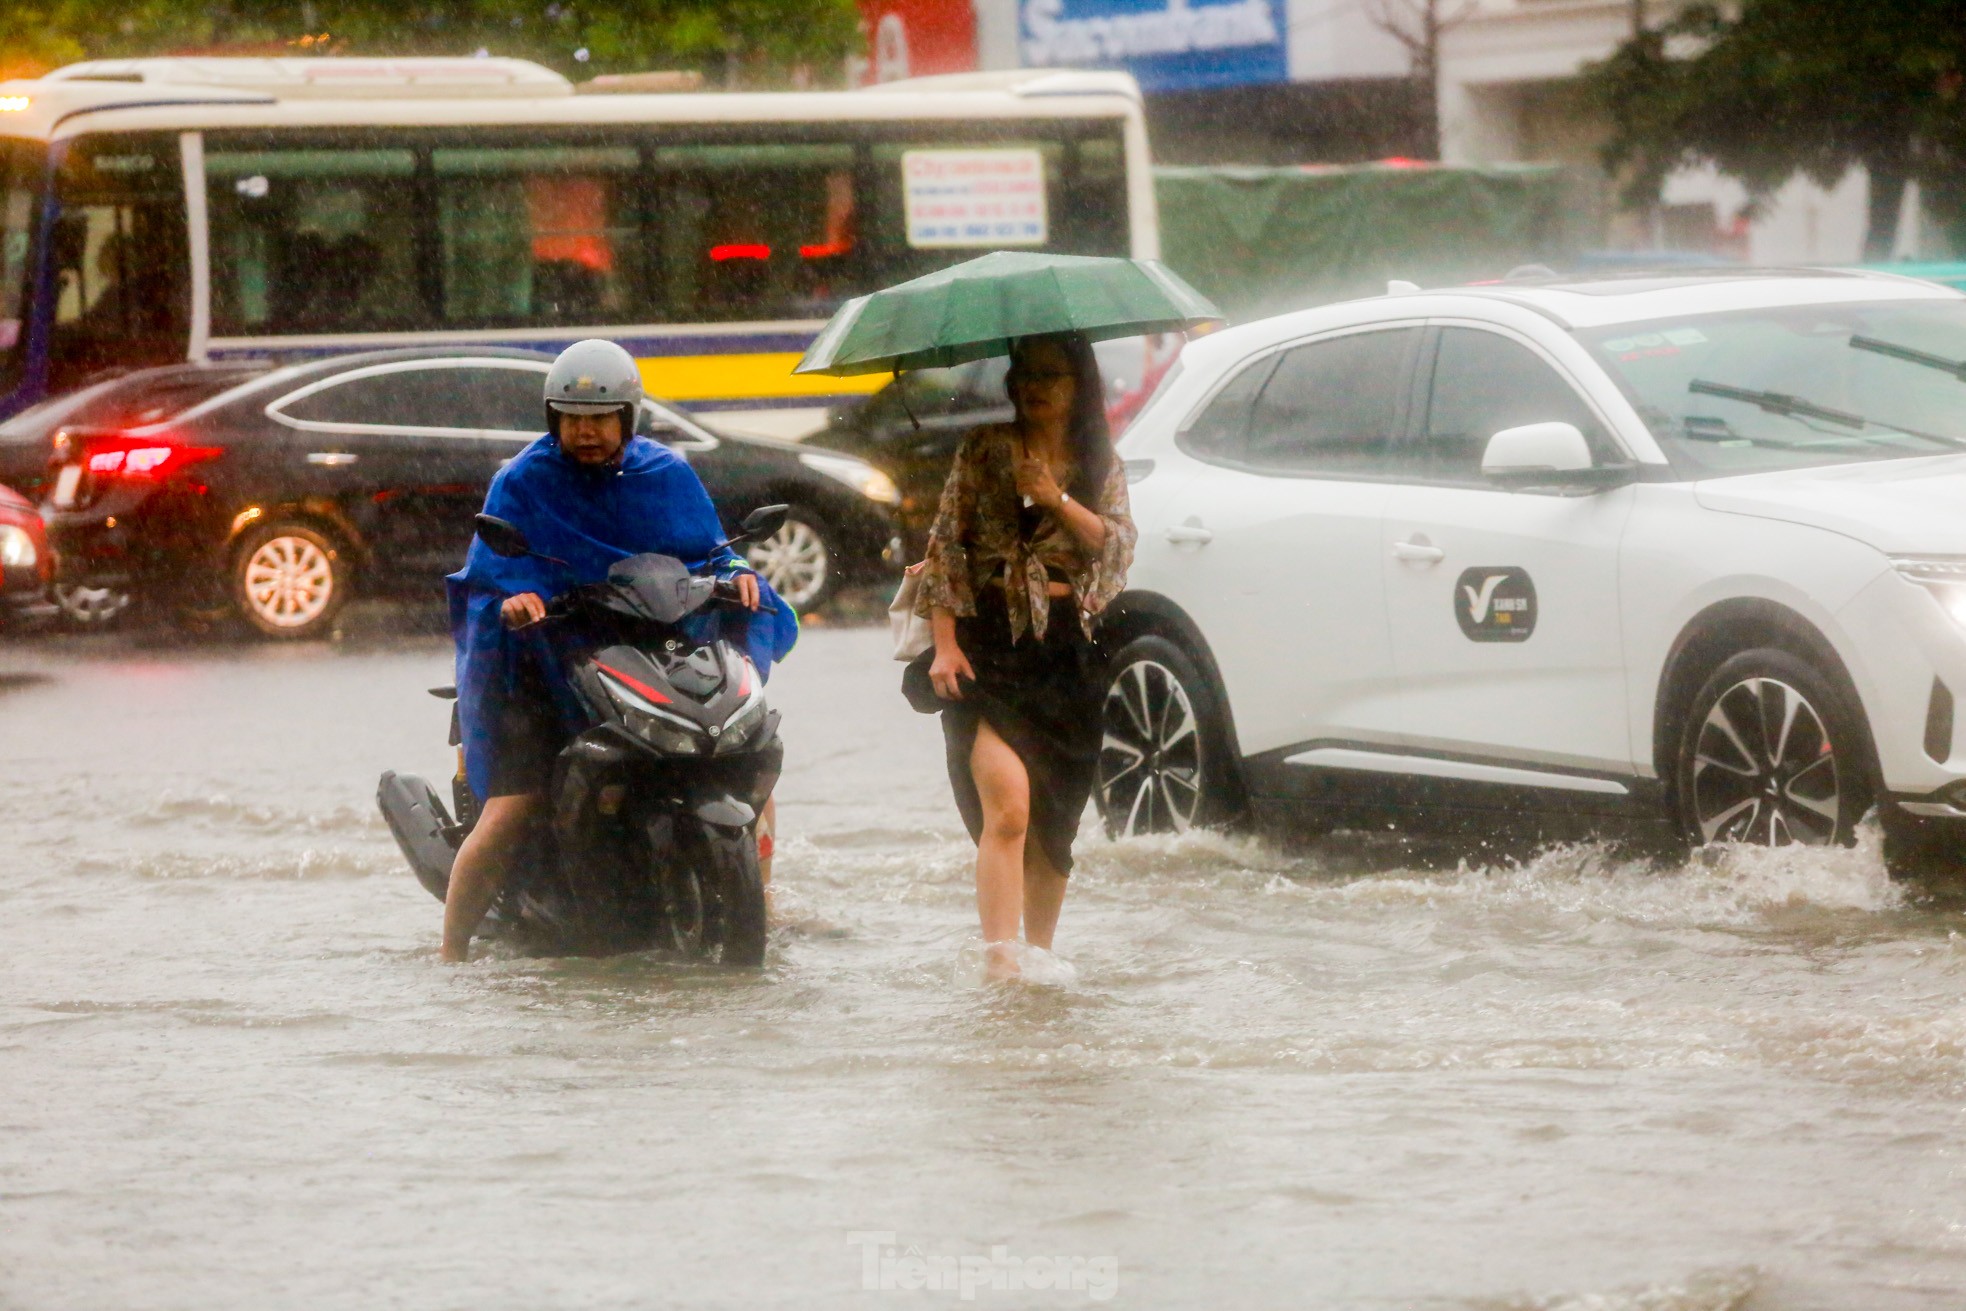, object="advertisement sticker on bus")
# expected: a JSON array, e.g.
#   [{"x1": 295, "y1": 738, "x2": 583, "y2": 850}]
[{"x1": 901, "y1": 149, "x2": 1047, "y2": 249}]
